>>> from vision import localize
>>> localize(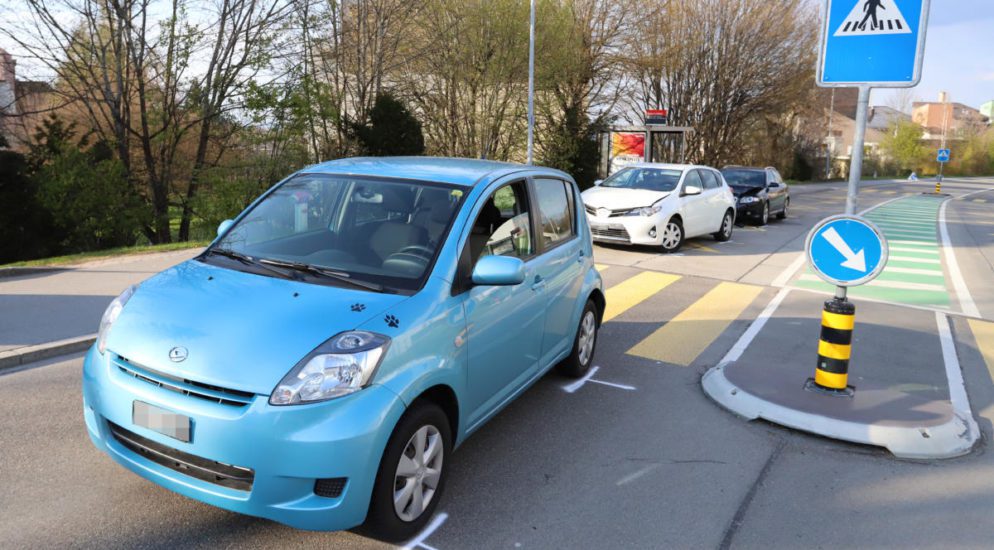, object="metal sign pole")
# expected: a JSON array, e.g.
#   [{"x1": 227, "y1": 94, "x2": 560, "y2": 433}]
[{"x1": 837, "y1": 86, "x2": 871, "y2": 299}]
